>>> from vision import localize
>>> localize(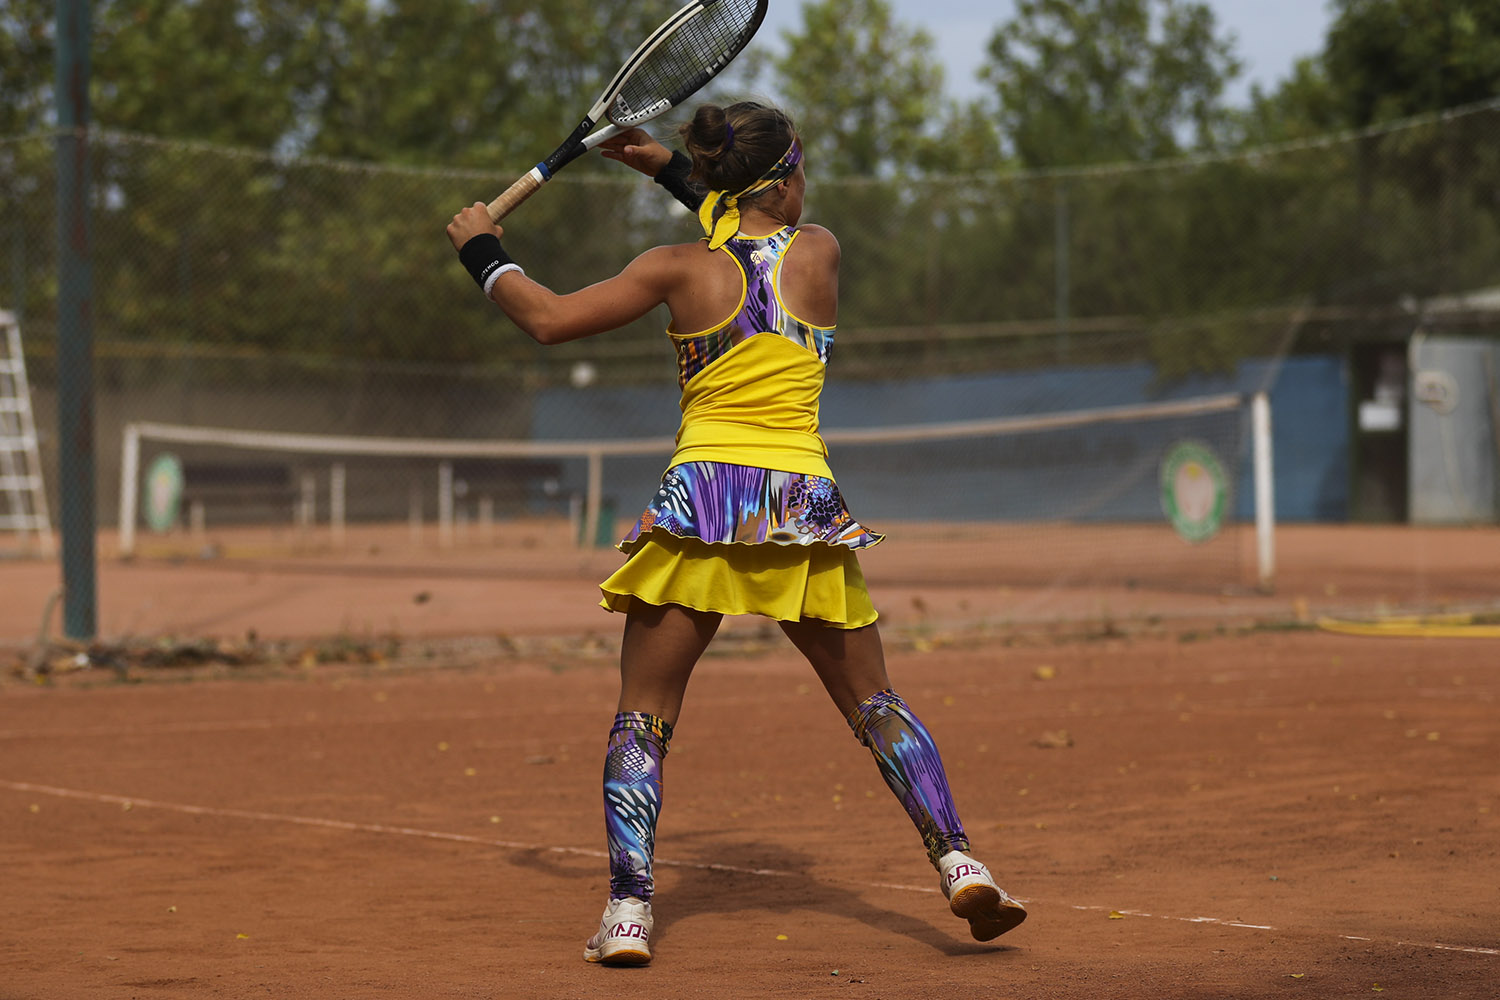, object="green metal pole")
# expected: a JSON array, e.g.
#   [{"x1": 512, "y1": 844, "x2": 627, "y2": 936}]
[
  {"x1": 1054, "y1": 180, "x2": 1070, "y2": 361},
  {"x1": 55, "y1": 0, "x2": 97, "y2": 639}
]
